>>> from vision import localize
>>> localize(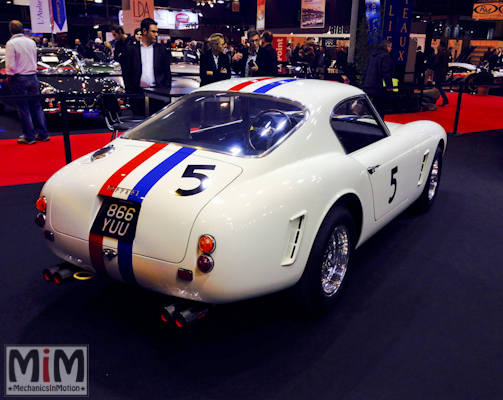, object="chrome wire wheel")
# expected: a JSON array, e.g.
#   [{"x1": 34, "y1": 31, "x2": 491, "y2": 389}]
[
  {"x1": 428, "y1": 158, "x2": 440, "y2": 201},
  {"x1": 321, "y1": 226, "x2": 350, "y2": 297}
]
